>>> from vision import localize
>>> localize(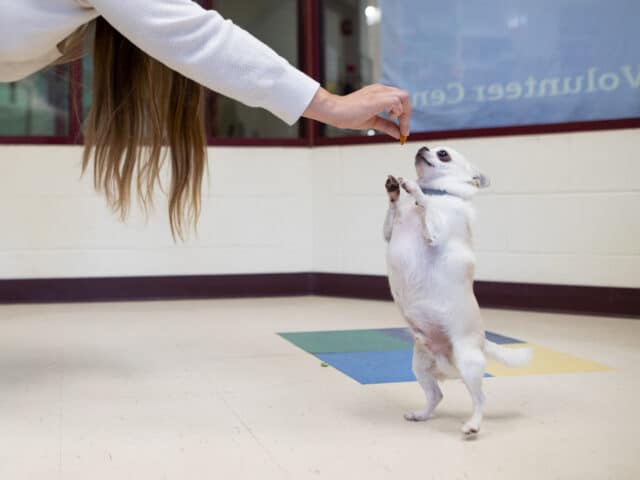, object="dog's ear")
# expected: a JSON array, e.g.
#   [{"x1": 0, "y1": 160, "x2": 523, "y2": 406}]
[{"x1": 472, "y1": 173, "x2": 490, "y2": 189}]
